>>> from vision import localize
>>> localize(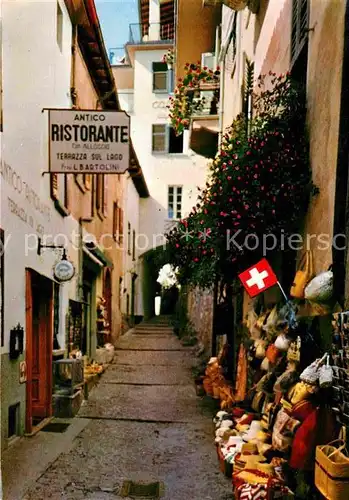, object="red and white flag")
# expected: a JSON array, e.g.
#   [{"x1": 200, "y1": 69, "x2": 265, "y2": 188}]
[{"x1": 238, "y1": 258, "x2": 278, "y2": 297}]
